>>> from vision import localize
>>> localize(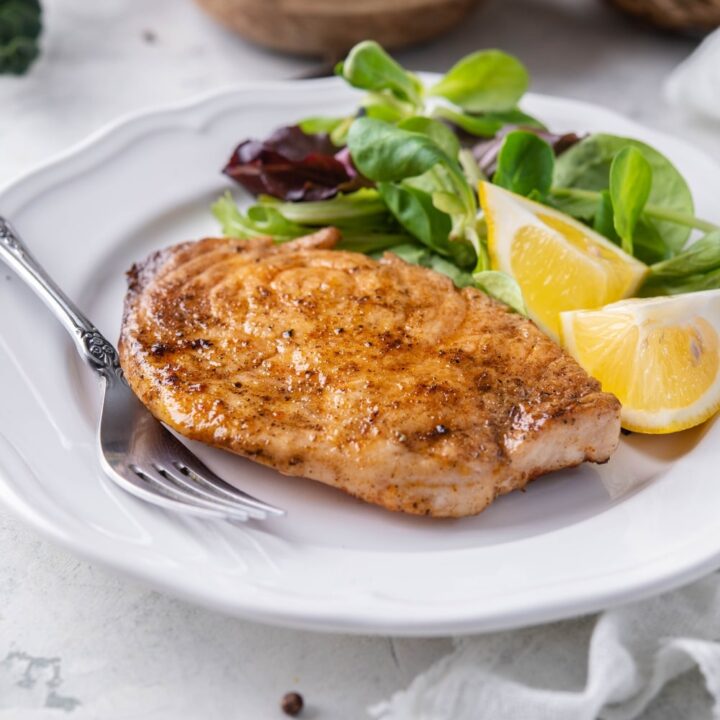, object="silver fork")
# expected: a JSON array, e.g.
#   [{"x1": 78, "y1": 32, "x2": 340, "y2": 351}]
[{"x1": 0, "y1": 218, "x2": 284, "y2": 522}]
